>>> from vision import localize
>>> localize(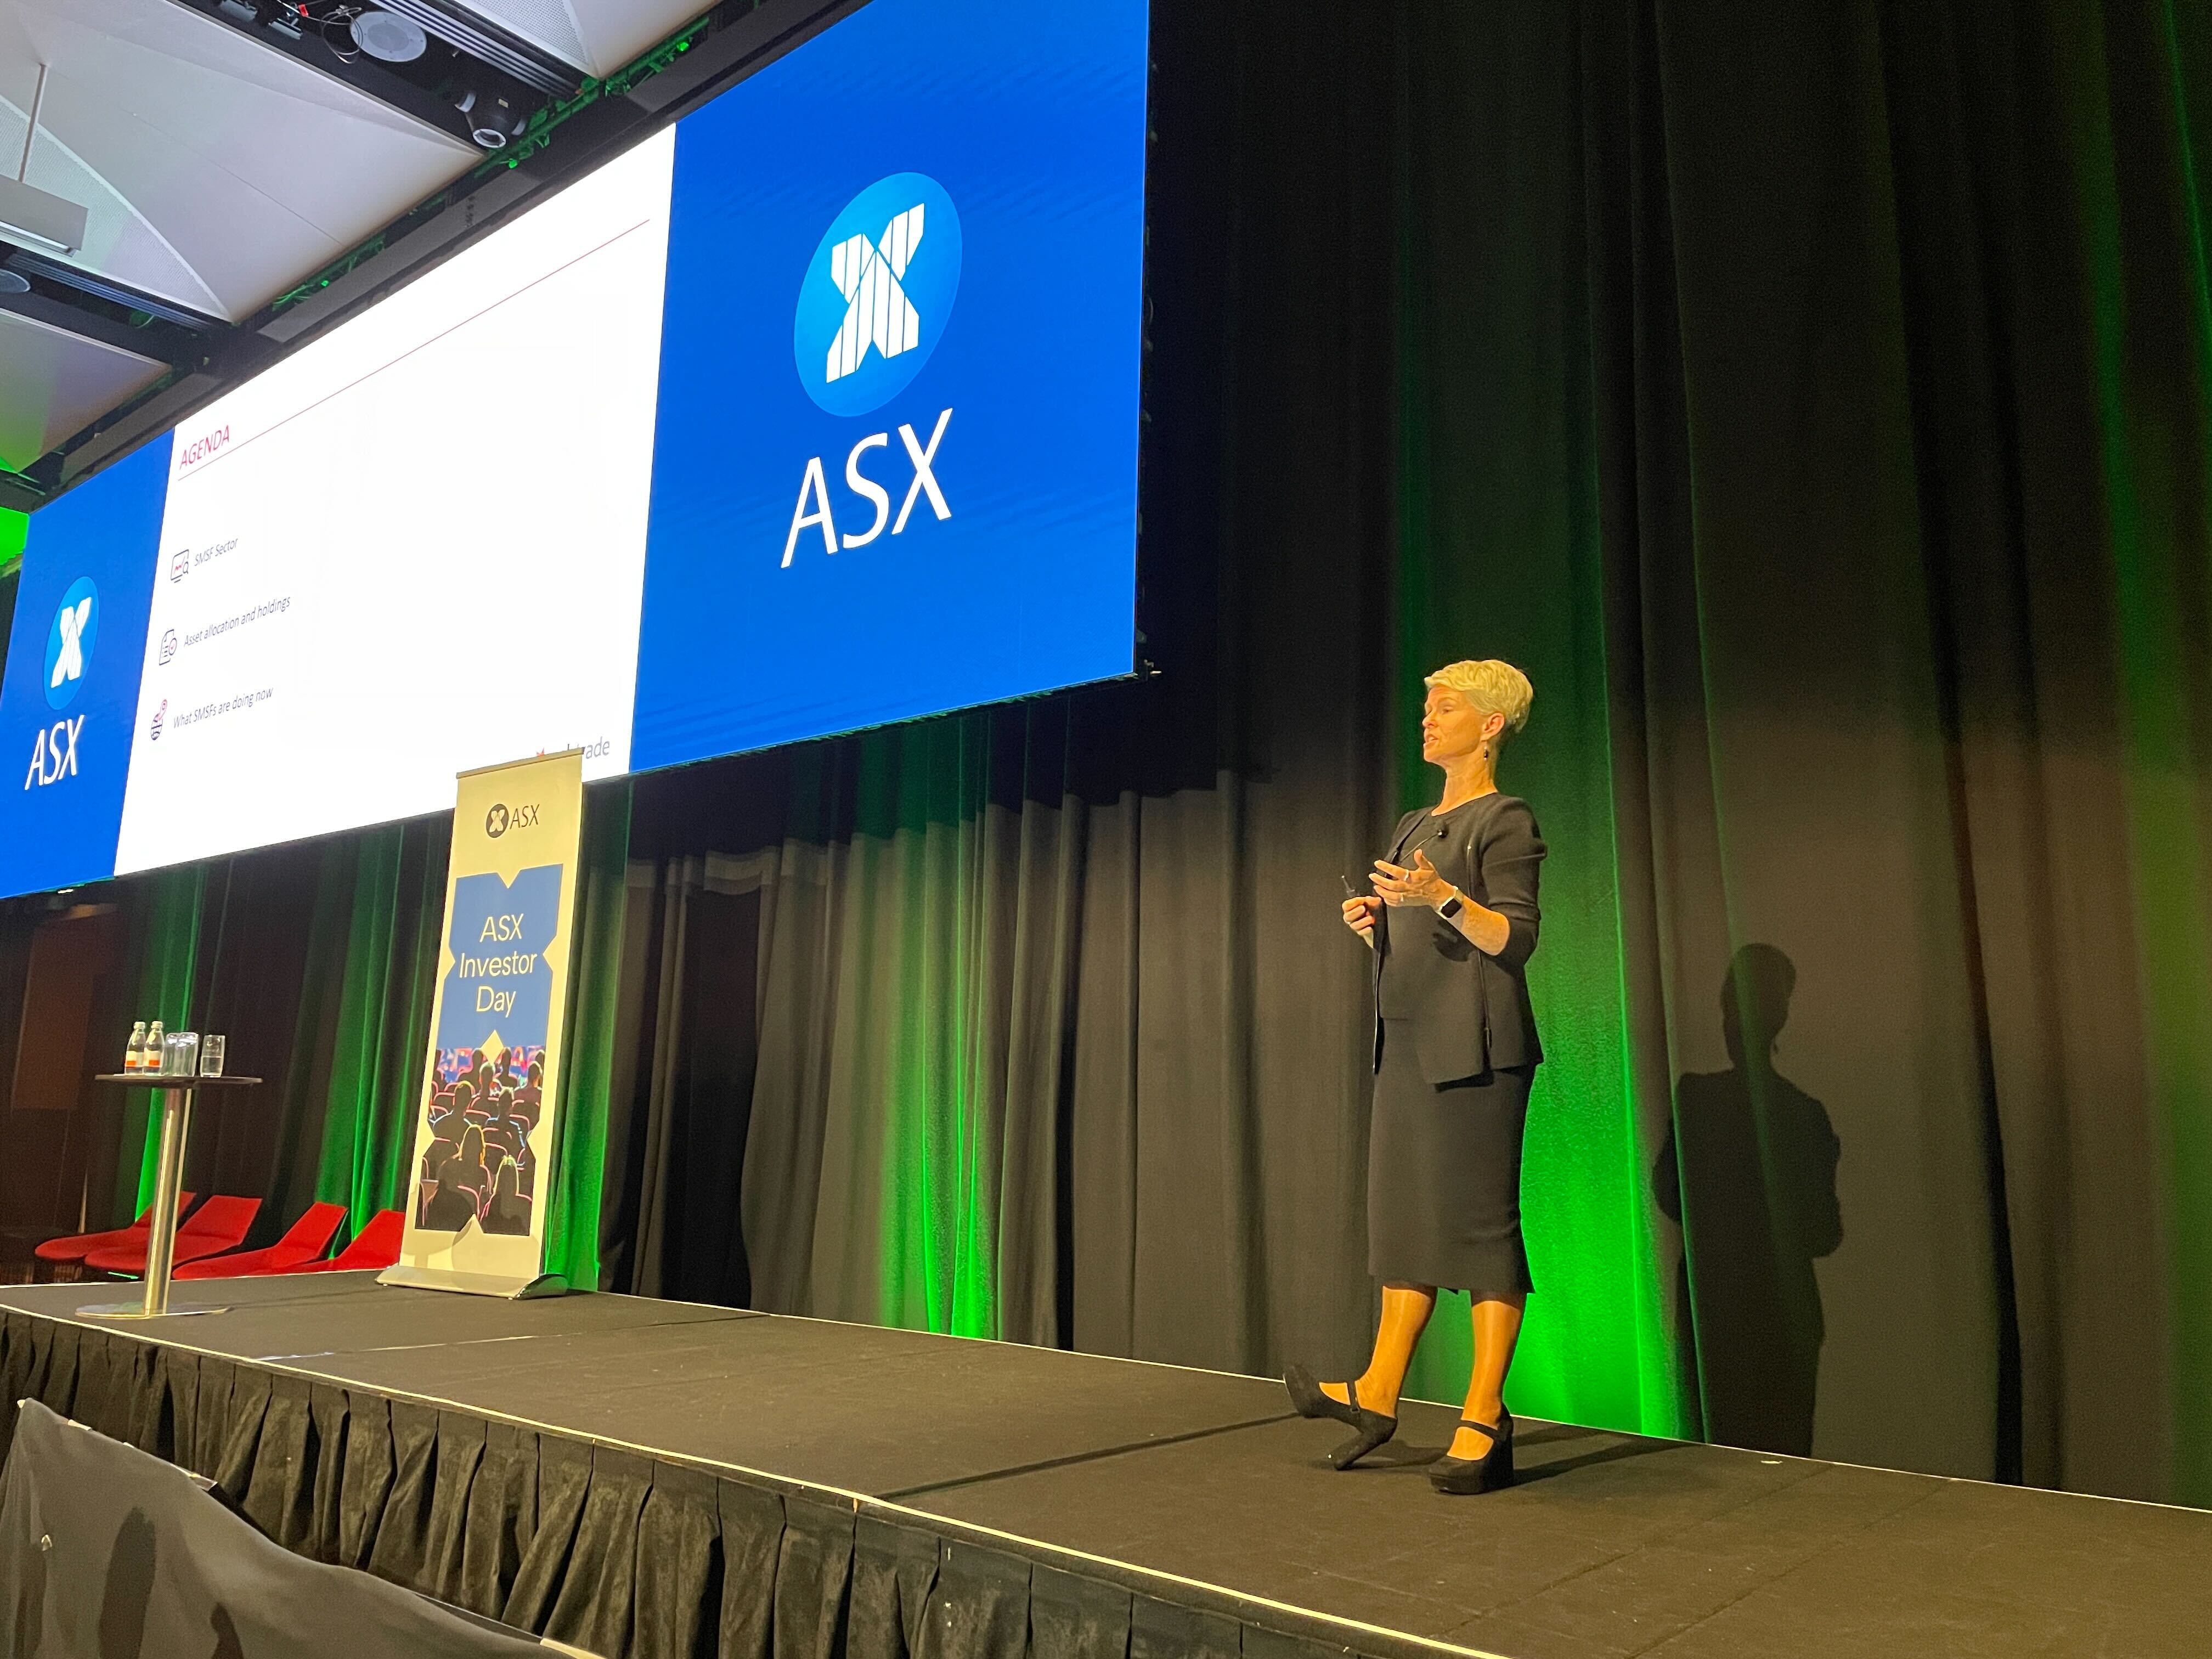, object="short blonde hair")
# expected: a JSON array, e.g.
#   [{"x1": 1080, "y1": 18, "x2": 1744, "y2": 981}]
[{"x1": 1424, "y1": 659, "x2": 1533, "y2": 743}]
